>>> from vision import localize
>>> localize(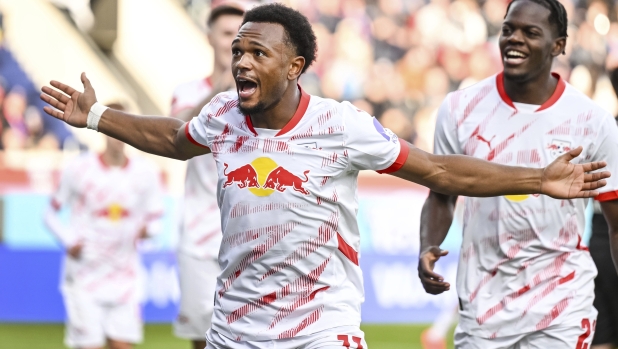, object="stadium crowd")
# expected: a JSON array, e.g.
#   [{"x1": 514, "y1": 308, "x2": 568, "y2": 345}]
[
  {"x1": 0, "y1": 14, "x2": 71, "y2": 151},
  {"x1": 2, "y1": 0, "x2": 618, "y2": 154},
  {"x1": 180, "y1": 0, "x2": 618, "y2": 153}
]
